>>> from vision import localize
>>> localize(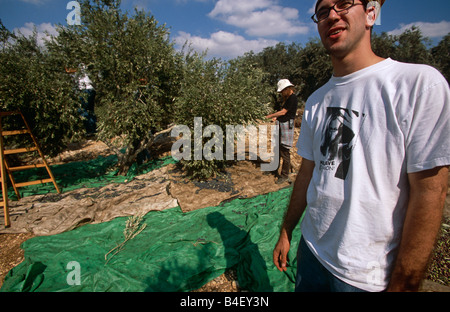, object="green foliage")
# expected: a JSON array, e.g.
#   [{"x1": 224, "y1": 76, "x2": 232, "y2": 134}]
[
  {"x1": 372, "y1": 26, "x2": 433, "y2": 65},
  {"x1": 49, "y1": 0, "x2": 183, "y2": 174},
  {"x1": 296, "y1": 39, "x2": 333, "y2": 101},
  {"x1": 370, "y1": 31, "x2": 397, "y2": 60},
  {"x1": 174, "y1": 50, "x2": 272, "y2": 180},
  {"x1": 431, "y1": 33, "x2": 450, "y2": 82},
  {"x1": 250, "y1": 42, "x2": 301, "y2": 87},
  {"x1": 242, "y1": 40, "x2": 332, "y2": 105},
  {"x1": 0, "y1": 20, "x2": 83, "y2": 157},
  {"x1": 394, "y1": 26, "x2": 433, "y2": 64},
  {"x1": 372, "y1": 28, "x2": 449, "y2": 82}
]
